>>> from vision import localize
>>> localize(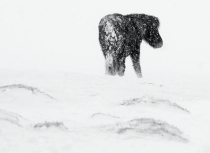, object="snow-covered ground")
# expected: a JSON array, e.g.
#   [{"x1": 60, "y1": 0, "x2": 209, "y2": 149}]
[
  {"x1": 1, "y1": 0, "x2": 210, "y2": 152},
  {"x1": 0, "y1": 70, "x2": 210, "y2": 153}
]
